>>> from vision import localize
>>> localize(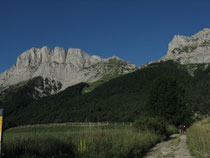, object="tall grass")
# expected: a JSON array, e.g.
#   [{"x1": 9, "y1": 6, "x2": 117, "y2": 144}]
[
  {"x1": 186, "y1": 118, "x2": 210, "y2": 158},
  {"x1": 2, "y1": 125, "x2": 162, "y2": 158}
]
